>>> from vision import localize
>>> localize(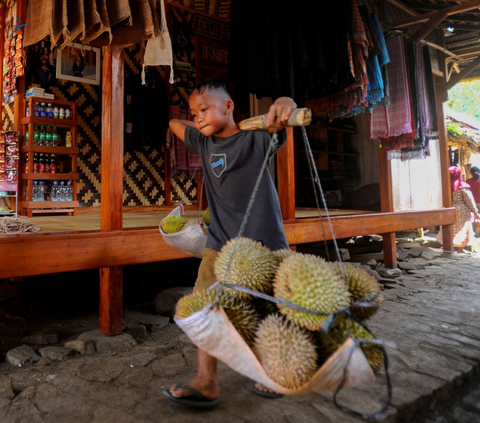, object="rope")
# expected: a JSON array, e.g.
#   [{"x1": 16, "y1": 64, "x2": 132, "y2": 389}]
[{"x1": 0, "y1": 217, "x2": 40, "y2": 234}]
